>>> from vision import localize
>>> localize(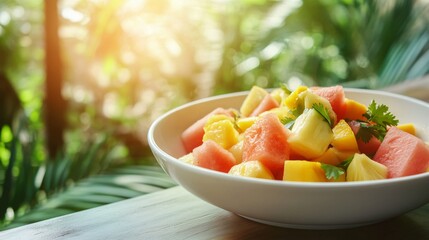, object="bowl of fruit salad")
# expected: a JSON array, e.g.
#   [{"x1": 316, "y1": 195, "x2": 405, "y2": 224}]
[{"x1": 147, "y1": 85, "x2": 429, "y2": 229}]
